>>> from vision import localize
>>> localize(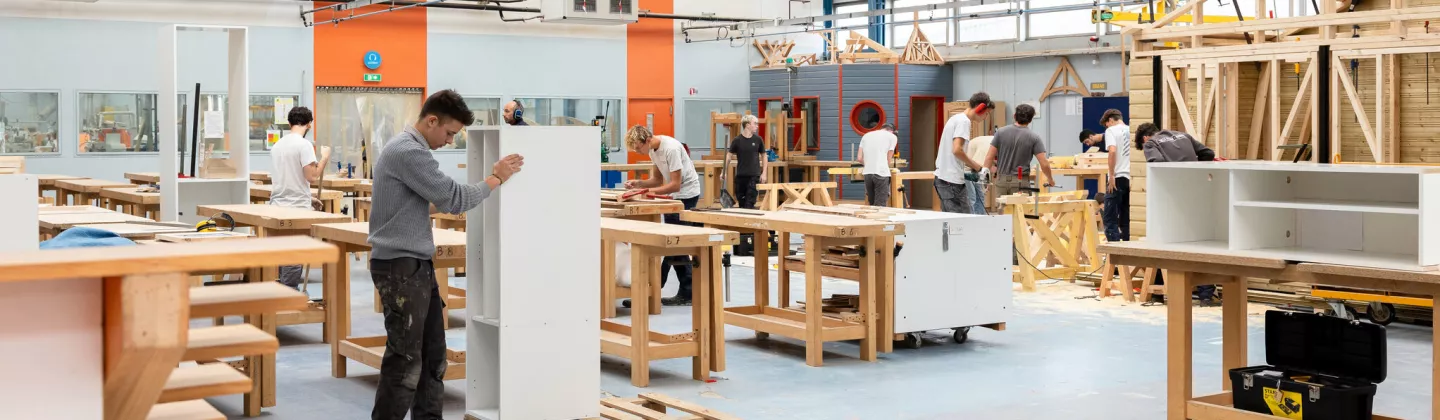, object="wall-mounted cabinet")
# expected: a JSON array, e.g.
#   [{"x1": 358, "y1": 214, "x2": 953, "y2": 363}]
[{"x1": 1148, "y1": 162, "x2": 1440, "y2": 271}]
